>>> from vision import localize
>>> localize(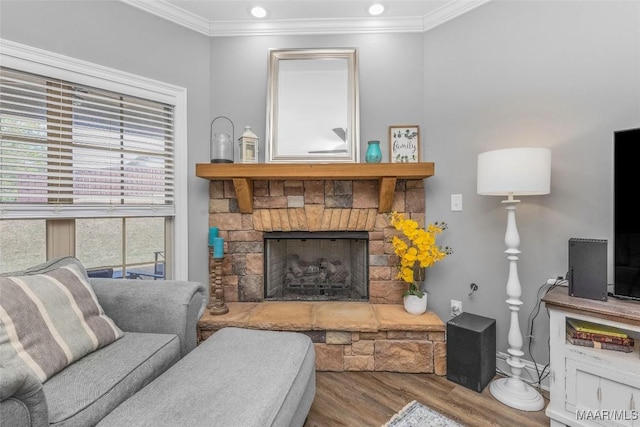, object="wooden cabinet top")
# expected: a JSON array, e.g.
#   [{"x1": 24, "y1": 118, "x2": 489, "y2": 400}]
[{"x1": 543, "y1": 286, "x2": 640, "y2": 327}]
